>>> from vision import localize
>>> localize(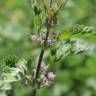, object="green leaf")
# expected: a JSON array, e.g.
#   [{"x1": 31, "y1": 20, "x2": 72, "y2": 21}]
[
  {"x1": 0, "y1": 58, "x2": 27, "y2": 91},
  {"x1": 0, "y1": 83, "x2": 11, "y2": 90},
  {"x1": 56, "y1": 42, "x2": 71, "y2": 60},
  {"x1": 33, "y1": 16, "x2": 42, "y2": 33},
  {"x1": 16, "y1": 59, "x2": 27, "y2": 74},
  {"x1": 51, "y1": 39, "x2": 95, "y2": 61},
  {"x1": 42, "y1": 0, "x2": 49, "y2": 18},
  {"x1": 4, "y1": 55, "x2": 18, "y2": 67},
  {"x1": 58, "y1": 24, "x2": 96, "y2": 40},
  {"x1": 33, "y1": 4, "x2": 42, "y2": 16}
]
